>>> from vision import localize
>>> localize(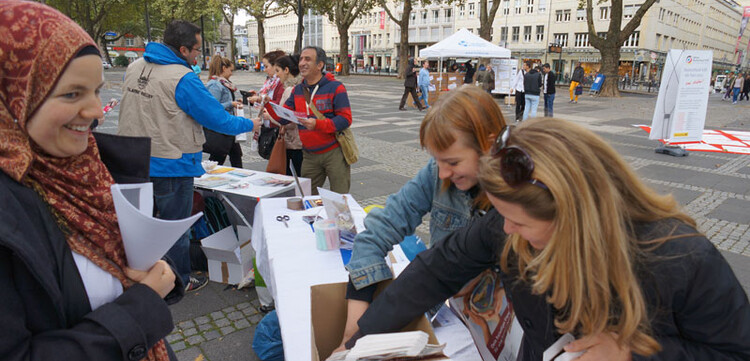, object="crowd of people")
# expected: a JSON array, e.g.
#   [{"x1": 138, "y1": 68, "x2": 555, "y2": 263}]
[{"x1": 1, "y1": 1, "x2": 748, "y2": 360}]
